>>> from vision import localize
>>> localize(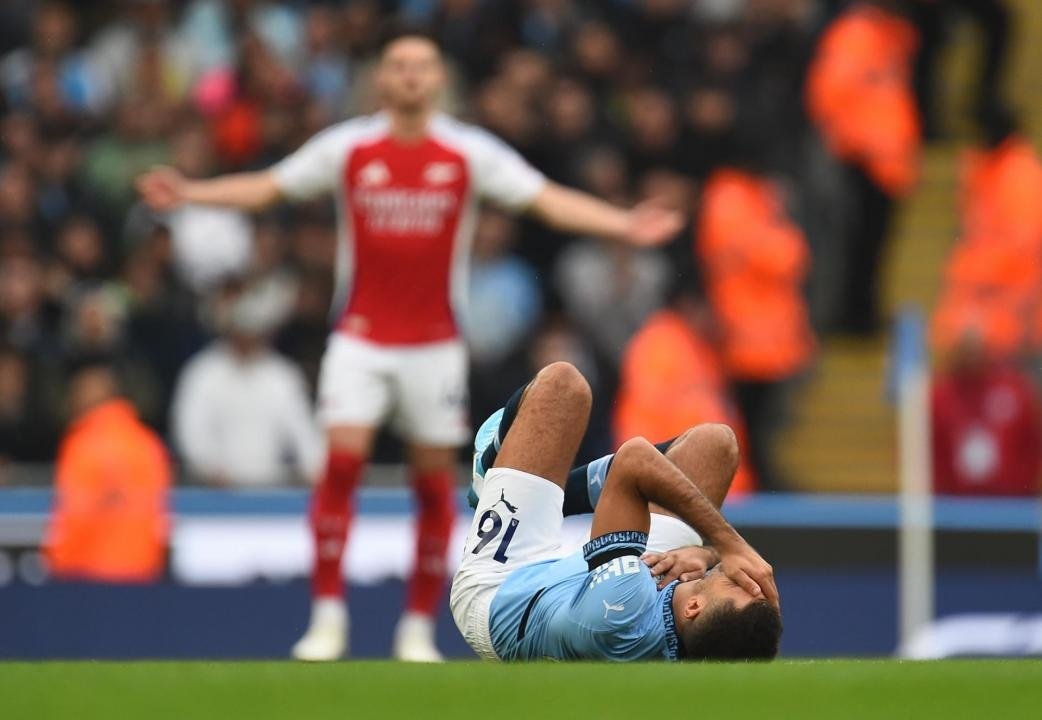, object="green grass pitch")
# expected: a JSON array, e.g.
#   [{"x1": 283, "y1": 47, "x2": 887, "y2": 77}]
[{"x1": 3, "y1": 660, "x2": 1041, "y2": 719}]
